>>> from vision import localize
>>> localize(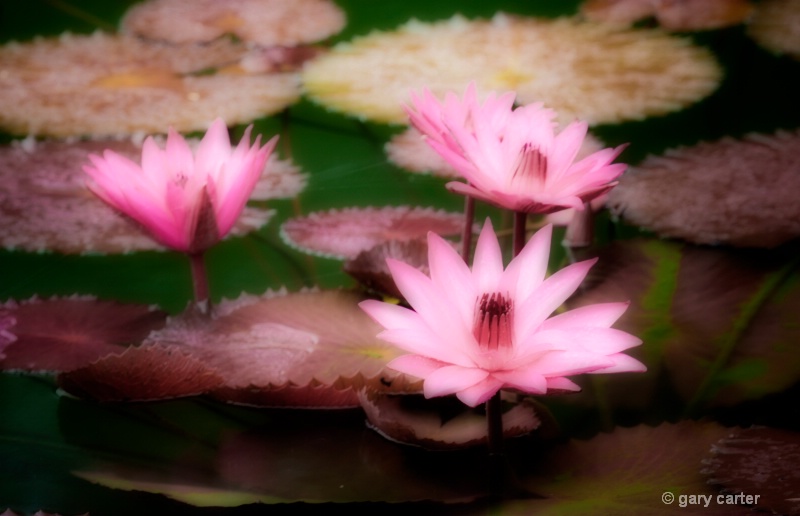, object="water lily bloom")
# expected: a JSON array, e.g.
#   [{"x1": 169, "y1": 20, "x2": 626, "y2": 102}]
[
  {"x1": 360, "y1": 221, "x2": 645, "y2": 407},
  {"x1": 84, "y1": 118, "x2": 276, "y2": 253},
  {"x1": 406, "y1": 83, "x2": 627, "y2": 214}
]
